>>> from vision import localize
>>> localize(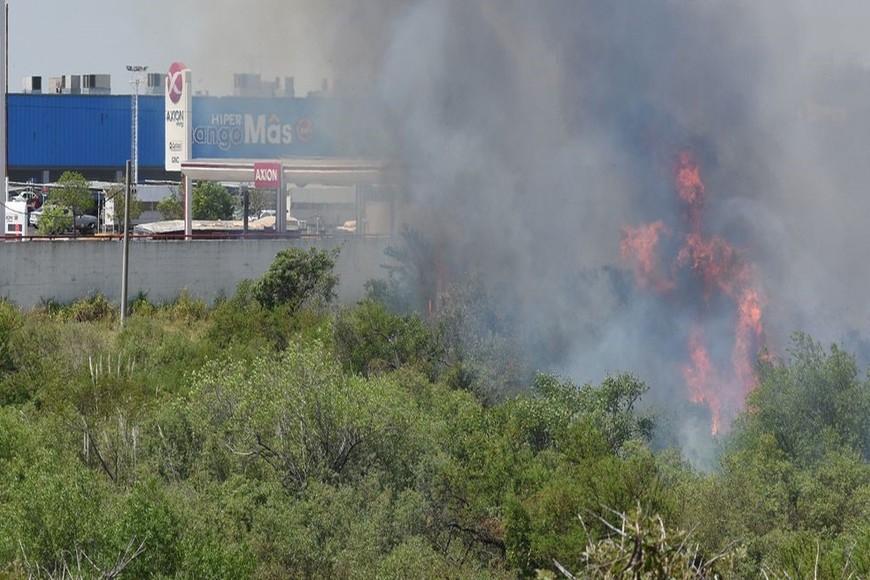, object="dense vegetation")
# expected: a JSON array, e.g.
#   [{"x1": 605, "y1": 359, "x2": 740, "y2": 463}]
[{"x1": 2, "y1": 246, "x2": 870, "y2": 578}]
